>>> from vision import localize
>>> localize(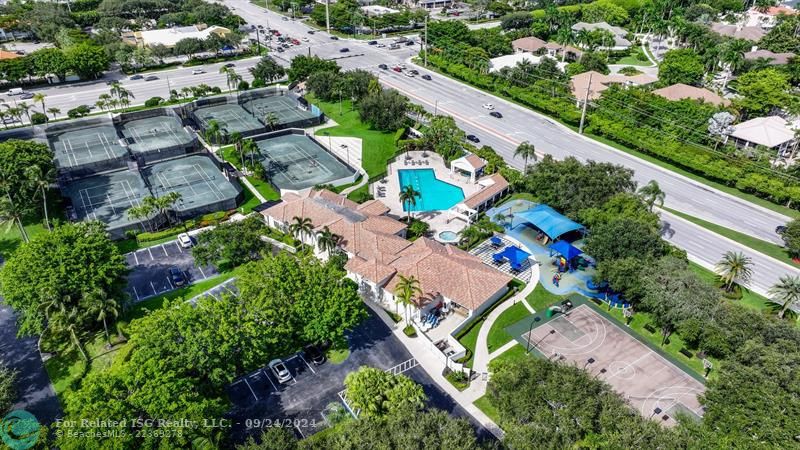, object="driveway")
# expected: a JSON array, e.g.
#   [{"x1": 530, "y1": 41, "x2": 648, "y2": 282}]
[
  {"x1": 225, "y1": 309, "x2": 492, "y2": 443},
  {"x1": 124, "y1": 240, "x2": 218, "y2": 302},
  {"x1": 0, "y1": 305, "x2": 61, "y2": 424}
]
